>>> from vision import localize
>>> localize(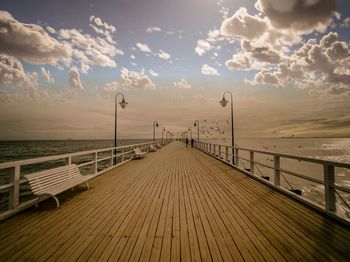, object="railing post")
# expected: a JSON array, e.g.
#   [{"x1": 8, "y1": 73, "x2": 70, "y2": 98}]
[
  {"x1": 213, "y1": 144, "x2": 216, "y2": 155},
  {"x1": 234, "y1": 148, "x2": 239, "y2": 166},
  {"x1": 65, "y1": 156, "x2": 71, "y2": 165},
  {"x1": 274, "y1": 156, "x2": 280, "y2": 186},
  {"x1": 110, "y1": 149, "x2": 113, "y2": 167},
  {"x1": 8, "y1": 165, "x2": 20, "y2": 210},
  {"x1": 250, "y1": 151, "x2": 254, "y2": 174},
  {"x1": 94, "y1": 152, "x2": 98, "y2": 174},
  {"x1": 324, "y1": 164, "x2": 336, "y2": 212},
  {"x1": 209, "y1": 144, "x2": 211, "y2": 153},
  {"x1": 121, "y1": 147, "x2": 125, "y2": 163},
  {"x1": 218, "y1": 145, "x2": 221, "y2": 159},
  {"x1": 225, "y1": 146, "x2": 228, "y2": 162}
]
